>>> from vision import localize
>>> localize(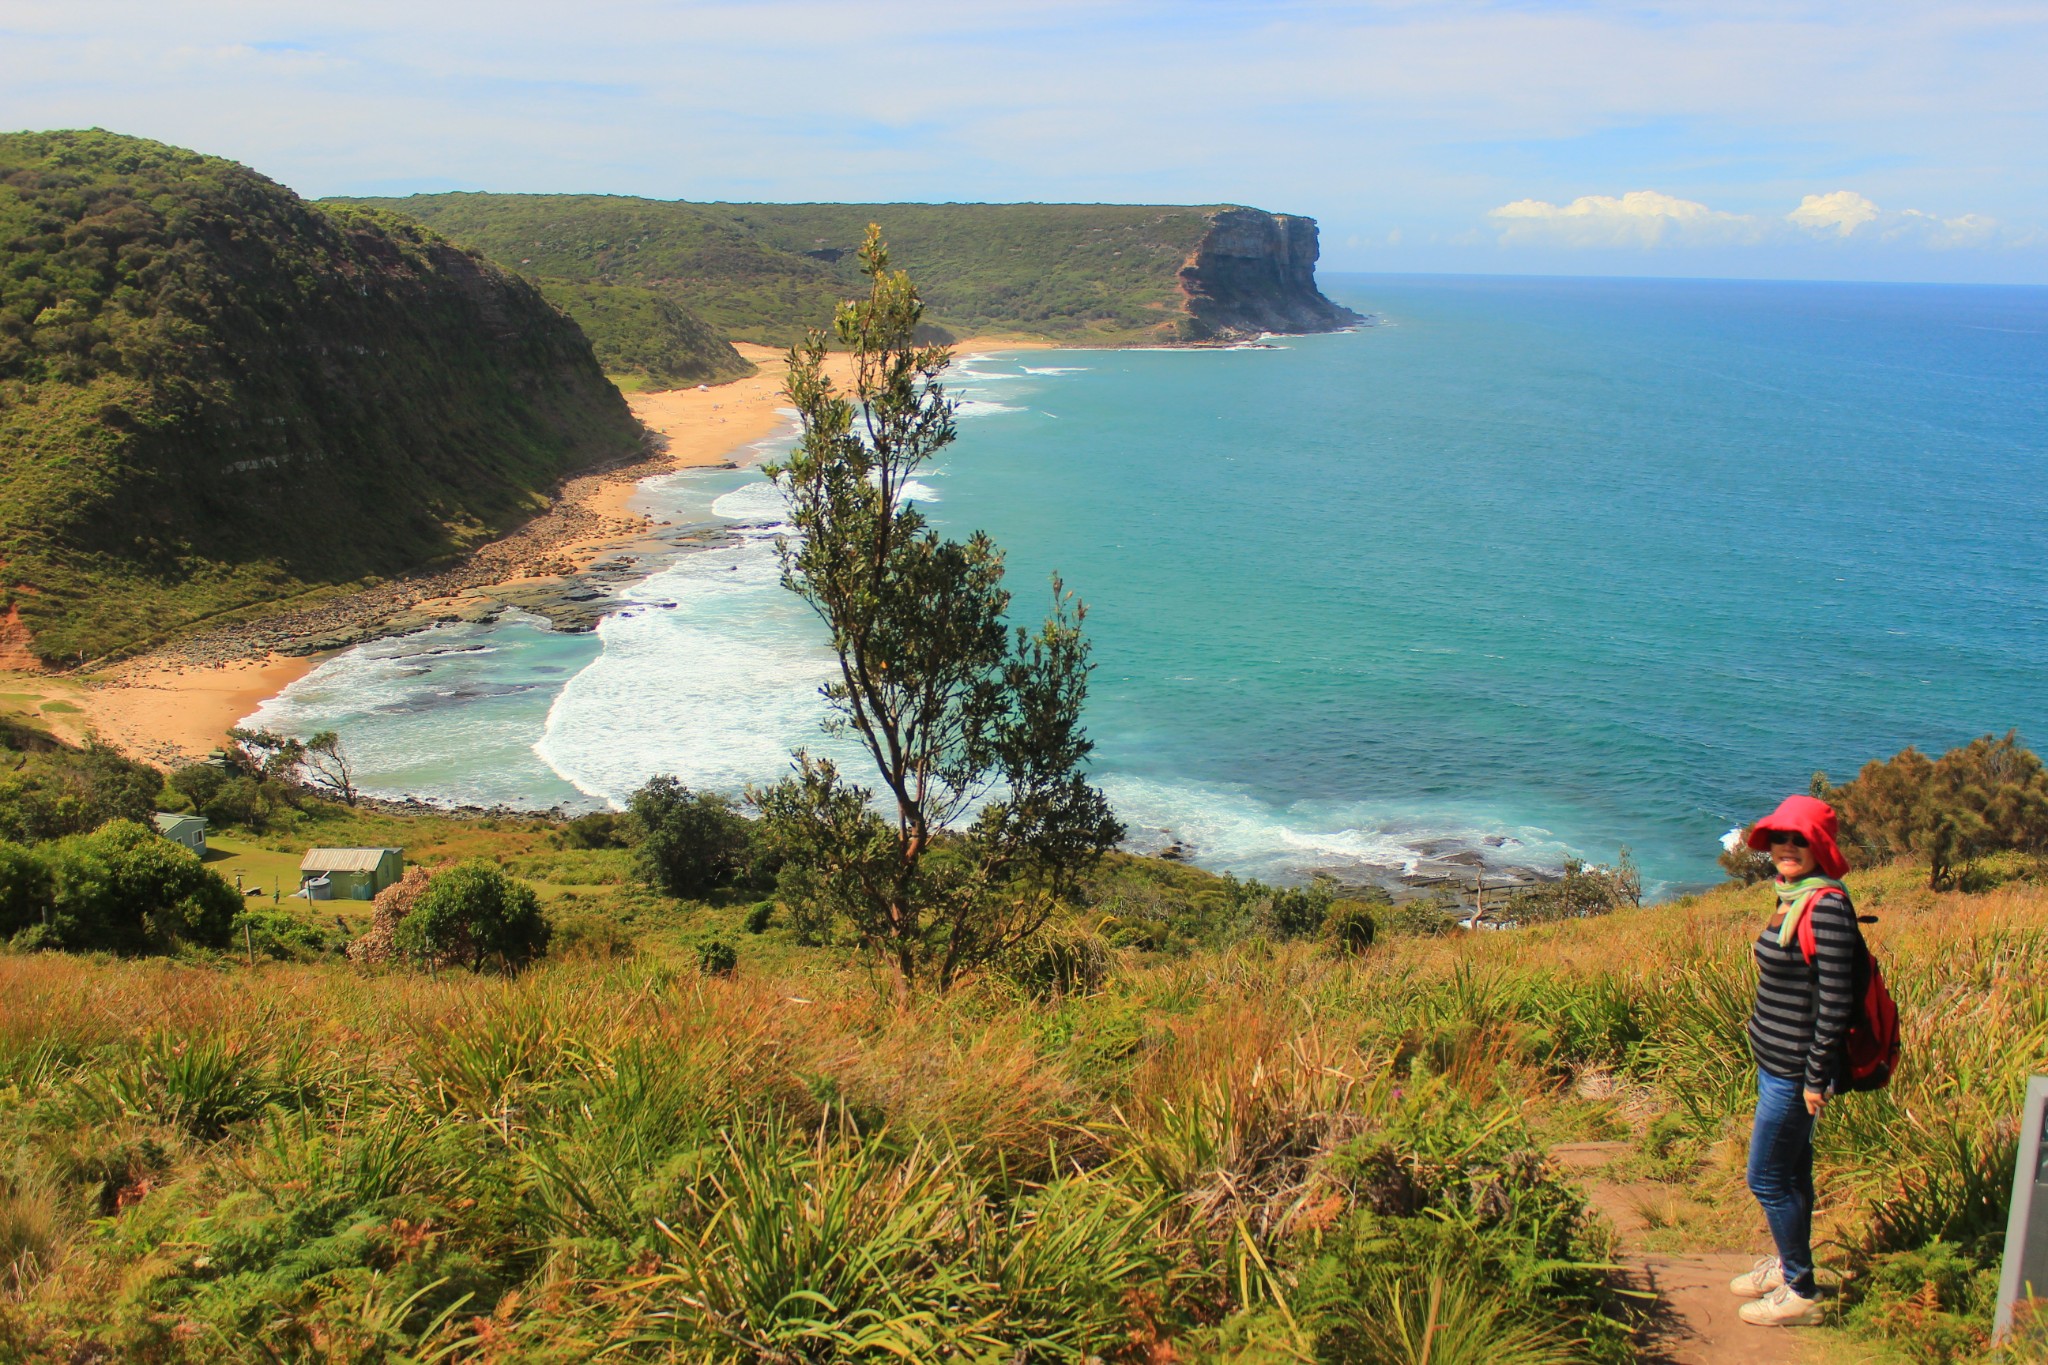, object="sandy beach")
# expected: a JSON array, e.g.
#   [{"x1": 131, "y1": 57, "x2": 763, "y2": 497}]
[{"x1": 54, "y1": 338, "x2": 1036, "y2": 766}]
